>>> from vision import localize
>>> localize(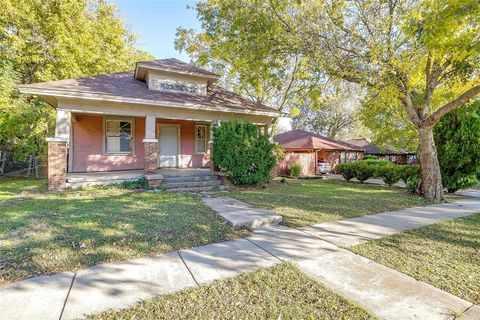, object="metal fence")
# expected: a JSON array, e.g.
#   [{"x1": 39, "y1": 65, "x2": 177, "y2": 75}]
[{"x1": 0, "y1": 152, "x2": 47, "y2": 178}]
